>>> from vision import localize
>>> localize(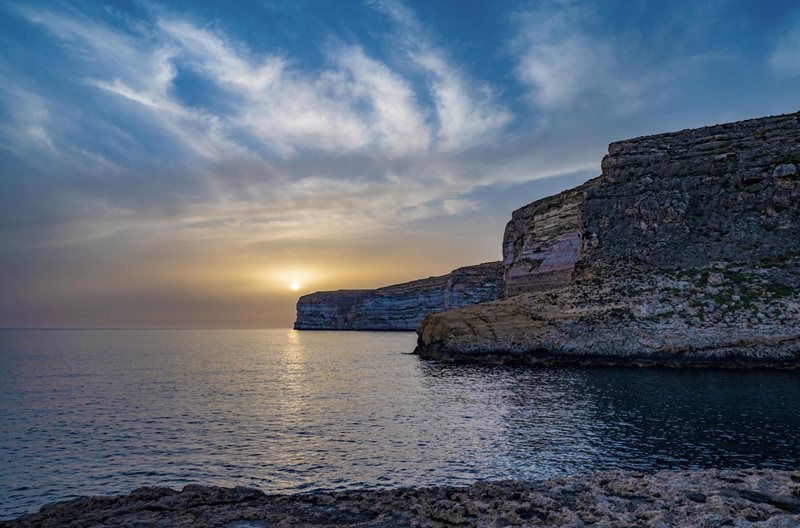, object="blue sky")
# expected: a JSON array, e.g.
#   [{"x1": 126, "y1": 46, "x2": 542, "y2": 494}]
[{"x1": 1, "y1": 0, "x2": 799, "y2": 327}]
